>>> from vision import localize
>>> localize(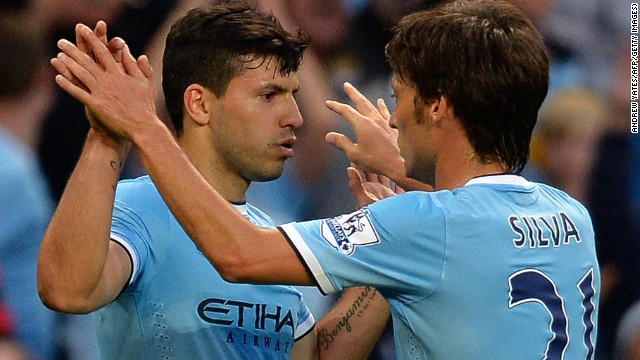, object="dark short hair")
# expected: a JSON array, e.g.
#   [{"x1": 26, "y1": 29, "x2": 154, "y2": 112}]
[
  {"x1": 162, "y1": 1, "x2": 309, "y2": 135},
  {"x1": 386, "y1": 0, "x2": 549, "y2": 173}
]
